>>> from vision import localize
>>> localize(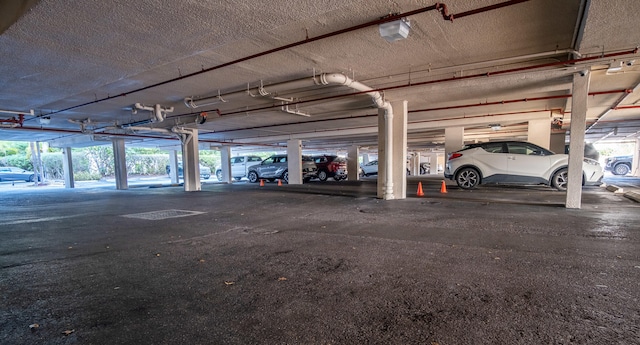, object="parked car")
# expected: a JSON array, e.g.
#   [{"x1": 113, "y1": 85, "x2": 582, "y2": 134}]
[
  {"x1": 166, "y1": 162, "x2": 211, "y2": 179},
  {"x1": 0, "y1": 166, "x2": 41, "y2": 182},
  {"x1": 215, "y1": 155, "x2": 263, "y2": 181},
  {"x1": 247, "y1": 154, "x2": 317, "y2": 183},
  {"x1": 313, "y1": 155, "x2": 347, "y2": 181},
  {"x1": 604, "y1": 155, "x2": 633, "y2": 175},
  {"x1": 359, "y1": 160, "x2": 378, "y2": 177},
  {"x1": 359, "y1": 159, "x2": 415, "y2": 177},
  {"x1": 444, "y1": 141, "x2": 604, "y2": 191},
  {"x1": 565, "y1": 142, "x2": 600, "y2": 161}
]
